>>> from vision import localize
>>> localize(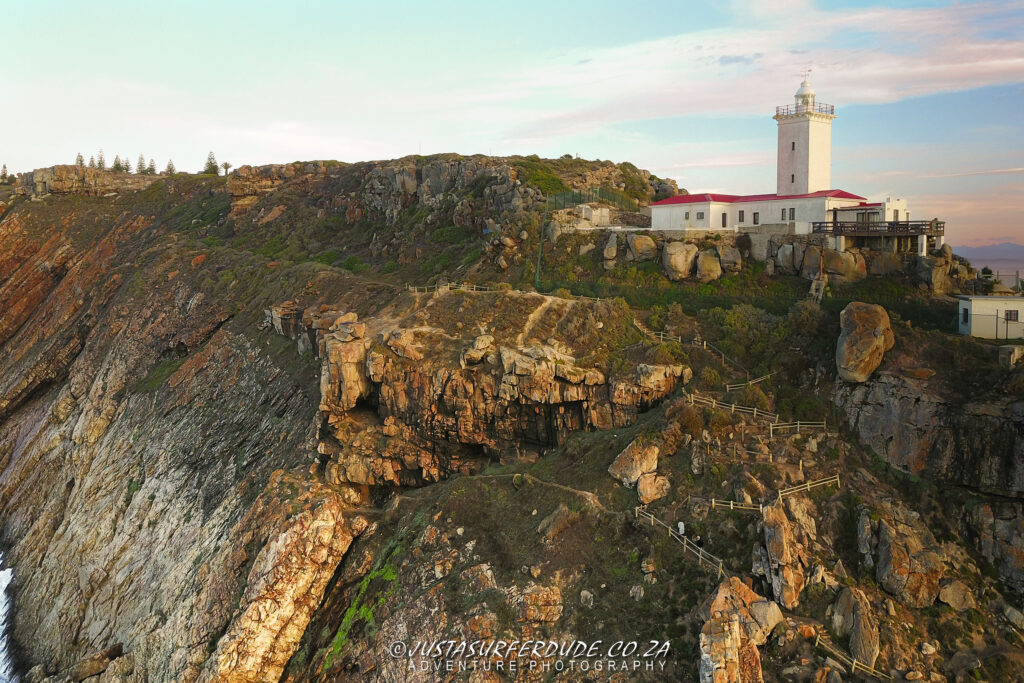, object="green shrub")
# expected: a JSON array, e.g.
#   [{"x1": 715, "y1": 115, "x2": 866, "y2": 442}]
[
  {"x1": 736, "y1": 384, "x2": 771, "y2": 411},
  {"x1": 697, "y1": 366, "x2": 724, "y2": 389},
  {"x1": 431, "y1": 225, "x2": 470, "y2": 244},
  {"x1": 381, "y1": 260, "x2": 398, "y2": 273},
  {"x1": 313, "y1": 250, "x2": 340, "y2": 265},
  {"x1": 341, "y1": 255, "x2": 370, "y2": 273}
]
